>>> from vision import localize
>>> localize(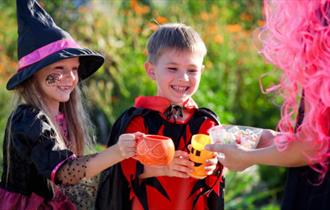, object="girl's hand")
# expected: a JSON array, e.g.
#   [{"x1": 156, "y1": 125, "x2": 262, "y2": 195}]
[
  {"x1": 116, "y1": 132, "x2": 141, "y2": 159},
  {"x1": 205, "y1": 143, "x2": 251, "y2": 171},
  {"x1": 163, "y1": 150, "x2": 194, "y2": 178},
  {"x1": 257, "y1": 129, "x2": 276, "y2": 148}
]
